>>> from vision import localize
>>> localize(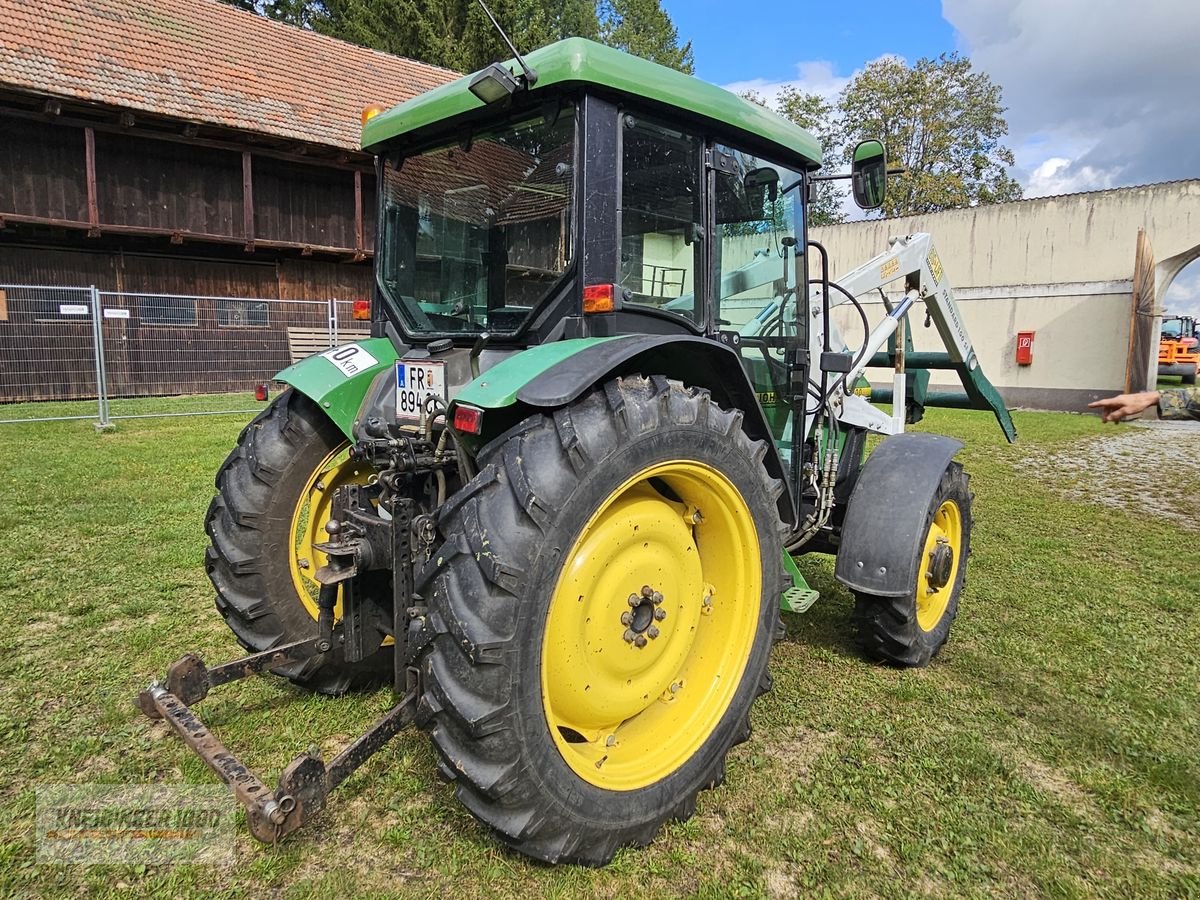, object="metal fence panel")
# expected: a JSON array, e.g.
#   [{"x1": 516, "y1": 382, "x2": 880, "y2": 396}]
[
  {"x1": 0, "y1": 286, "x2": 373, "y2": 424},
  {"x1": 0, "y1": 284, "x2": 104, "y2": 423},
  {"x1": 97, "y1": 291, "x2": 328, "y2": 419}
]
